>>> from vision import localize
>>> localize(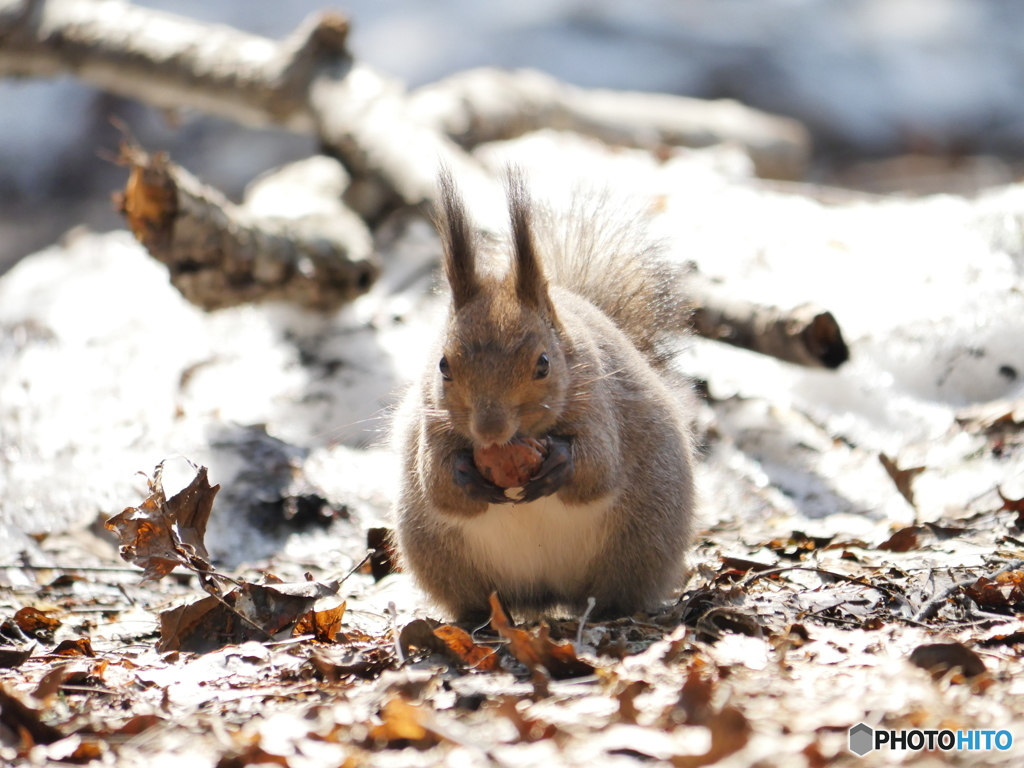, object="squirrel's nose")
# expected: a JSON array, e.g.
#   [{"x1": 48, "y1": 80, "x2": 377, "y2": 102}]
[{"x1": 471, "y1": 404, "x2": 516, "y2": 446}]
